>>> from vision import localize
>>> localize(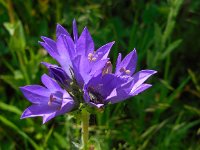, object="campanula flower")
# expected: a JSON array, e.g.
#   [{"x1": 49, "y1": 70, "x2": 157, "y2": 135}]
[
  {"x1": 83, "y1": 49, "x2": 157, "y2": 107},
  {"x1": 20, "y1": 20, "x2": 156, "y2": 123},
  {"x1": 39, "y1": 20, "x2": 114, "y2": 87},
  {"x1": 20, "y1": 74, "x2": 75, "y2": 124}
]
